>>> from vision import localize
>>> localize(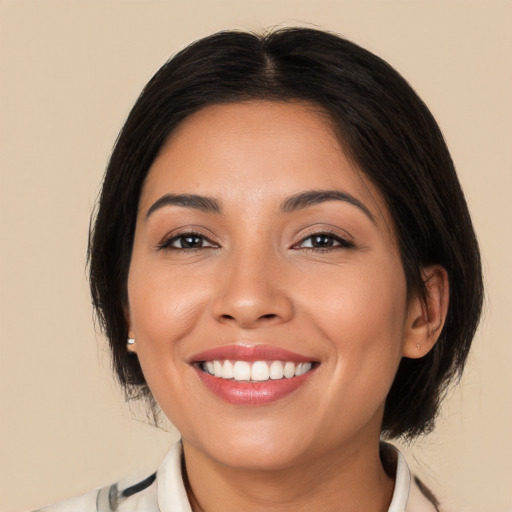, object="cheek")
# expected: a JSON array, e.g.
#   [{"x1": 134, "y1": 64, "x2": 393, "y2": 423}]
[
  {"x1": 127, "y1": 258, "x2": 210, "y2": 356},
  {"x1": 308, "y1": 256, "x2": 406, "y2": 332},
  {"x1": 309, "y1": 259, "x2": 408, "y2": 388},
  {"x1": 126, "y1": 262, "x2": 210, "y2": 424}
]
